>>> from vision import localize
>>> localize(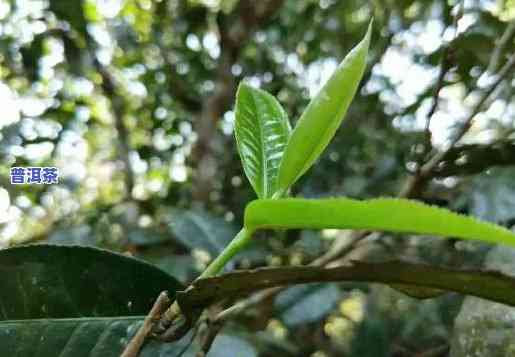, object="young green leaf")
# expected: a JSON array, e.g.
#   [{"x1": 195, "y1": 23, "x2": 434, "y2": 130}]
[
  {"x1": 244, "y1": 198, "x2": 515, "y2": 247},
  {"x1": 234, "y1": 82, "x2": 291, "y2": 198},
  {"x1": 277, "y1": 22, "x2": 372, "y2": 193}
]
